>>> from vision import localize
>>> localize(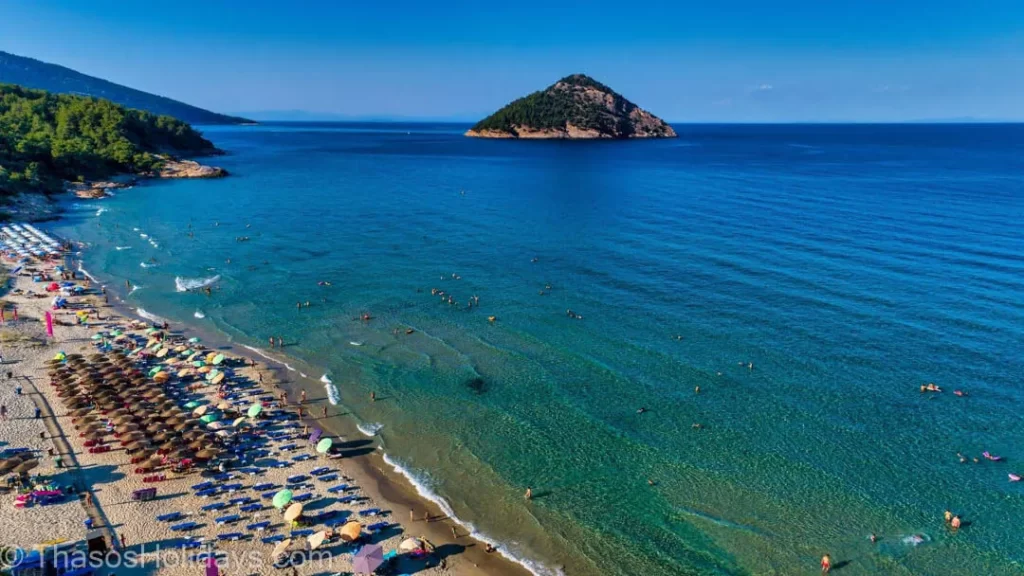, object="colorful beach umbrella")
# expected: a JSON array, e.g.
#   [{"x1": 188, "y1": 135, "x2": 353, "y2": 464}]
[
  {"x1": 200, "y1": 414, "x2": 218, "y2": 424},
  {"x1": 315, "y1": 438, "x2": 333, "y2": 454},
  {"x1": 352, "y1": 544, "x2": 383, "y2": 573},
  {"x1": 339, "y1": 521, "x2": 361, "y2": 542},
  {"x1": 307, "y1": 531, "x2": 327, "y2": 551},
  {"x1": 272, "y1": 489, "x2": 293, "y2": 509},
  {"x1": 247, "y1": 404, "x2": 262, "y2": 418},
  {"x1": 212, "y1": 353, "x2": 225, "y2": 365},
  {"x1": 283, "y1": 502, "x2": 303, "y2": 522}
]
